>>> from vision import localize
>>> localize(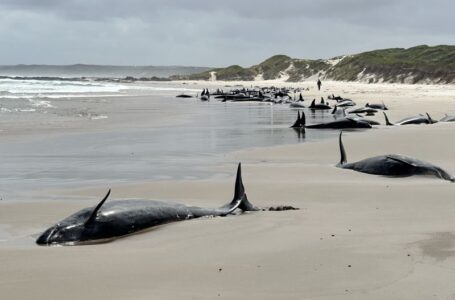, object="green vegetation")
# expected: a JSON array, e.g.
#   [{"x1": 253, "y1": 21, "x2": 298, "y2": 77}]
[
  {"x1": 287, "y1": 59, "x2": 330, "y2": 82},
  {"x1": 251, "y1": 55, "x2": 292, "y2": 80},
  {"x1": 327, "y1": 45, "x2": 455, "y2": 83},
  {"x1": 184, "y1": 45, "x2": 455, "y2": 84}
]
